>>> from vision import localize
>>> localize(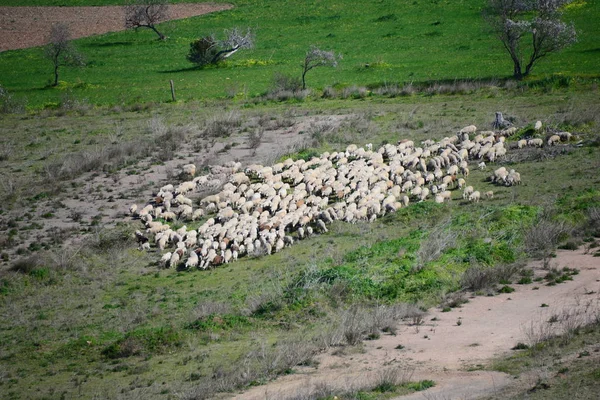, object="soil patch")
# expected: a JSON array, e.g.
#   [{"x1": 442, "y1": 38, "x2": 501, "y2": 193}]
[
  {"x1": 232, "y1": 248, "x2": 600, "y2": 399},
  {"x1": 0, "y1": 3, "x2": 232, "y2": 52}
]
